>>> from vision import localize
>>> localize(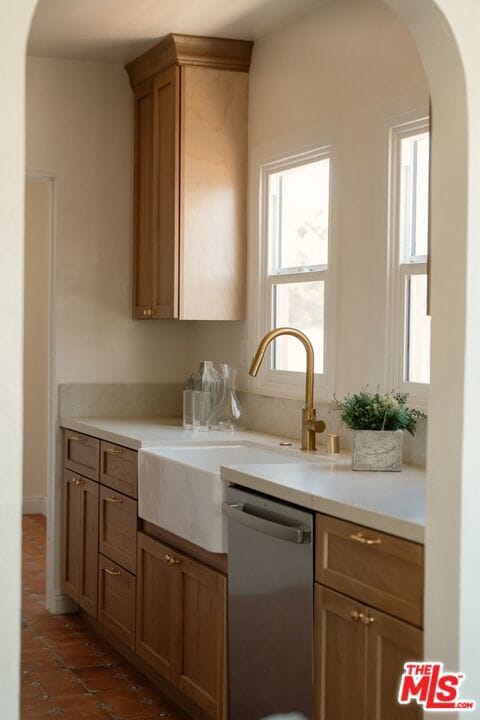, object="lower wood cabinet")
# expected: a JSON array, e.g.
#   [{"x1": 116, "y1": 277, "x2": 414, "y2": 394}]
[
  {"x1": 99, "y1": 486, "x2": 137, "y2": 573},
  {"x1": 314, "y1": 584, "x2": 422, "y2": 720},
  {"x1": 62, "y1": 469, "x2": 99, "y2": 616},
  {"x1": 98, "y1": 553, "x2": 136, "y2": 649},
  {"x1": 136, "y1": 532, "x2": 226, "y2": 720}
]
